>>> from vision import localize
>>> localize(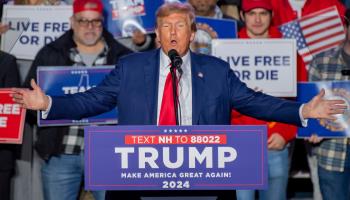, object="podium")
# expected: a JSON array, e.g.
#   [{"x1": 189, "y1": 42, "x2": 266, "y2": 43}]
[{"x1": 84, "y1": 125, "x2": 267, "y2": 194}]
